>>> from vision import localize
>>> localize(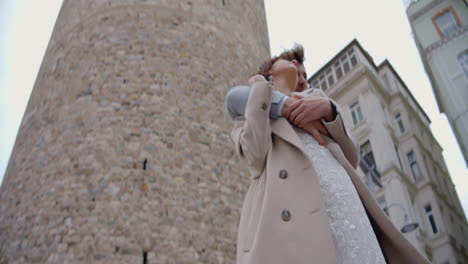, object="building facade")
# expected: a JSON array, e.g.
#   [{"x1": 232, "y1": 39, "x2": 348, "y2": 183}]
[
  {"x1": 0, "y1": 0, "x2": 270, "y2": 263},
  {"x1": 308, "y1": 39, "x2": 468, "y2": 264},
  {"x1": 404, "y1": 0, "x2": 468, "y2": 166}
]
